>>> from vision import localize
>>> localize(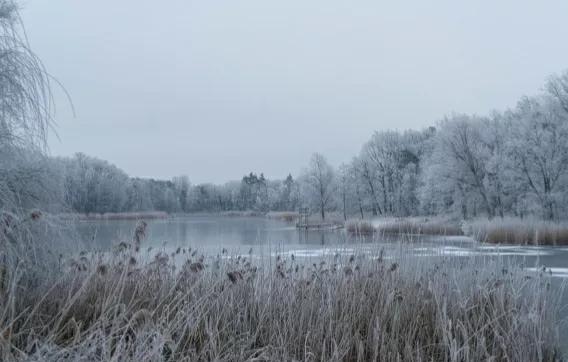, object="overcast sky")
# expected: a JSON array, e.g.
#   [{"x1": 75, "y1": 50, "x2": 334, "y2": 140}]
[{"x1": 22, "y1": 0, "x2": 568, "y2": 183}]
